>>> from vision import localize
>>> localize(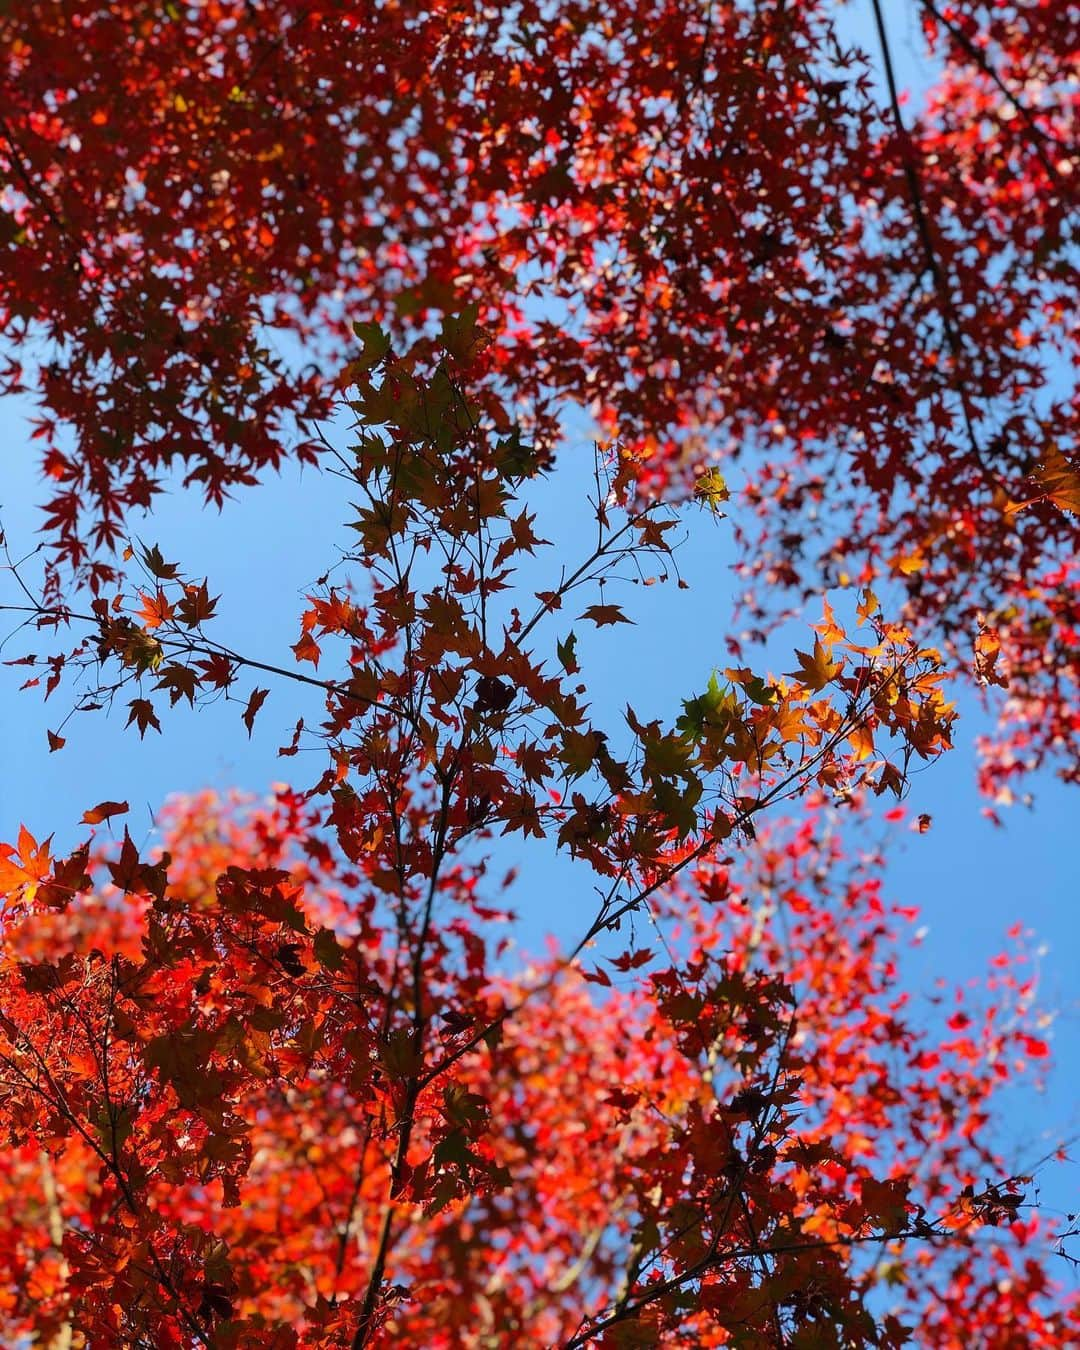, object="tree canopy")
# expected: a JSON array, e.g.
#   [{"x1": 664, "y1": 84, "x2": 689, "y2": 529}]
[{"x1": 0, "y1": 1, "x2": 1077, "y2": 1345}]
